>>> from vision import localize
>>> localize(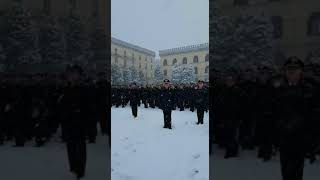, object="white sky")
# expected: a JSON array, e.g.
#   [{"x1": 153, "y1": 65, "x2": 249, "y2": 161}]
[{"x1": 111, "y1": 0, "x2": 209, "y2": 58}]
